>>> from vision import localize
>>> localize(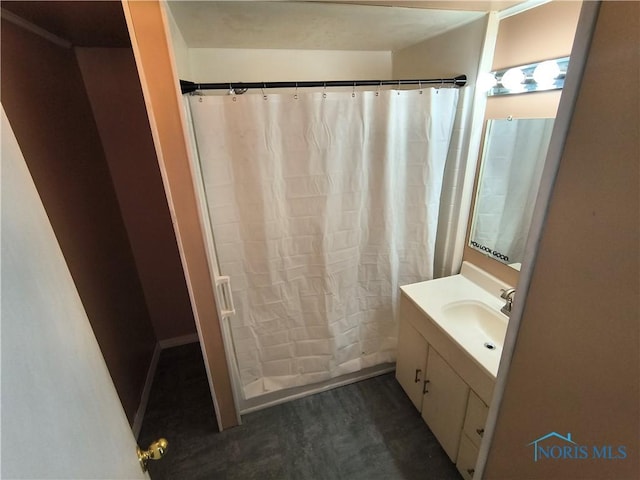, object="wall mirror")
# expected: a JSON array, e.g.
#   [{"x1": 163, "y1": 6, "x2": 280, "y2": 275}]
[{"x1": 469, "y1": 117, "x2": 555, "y2": 270}]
